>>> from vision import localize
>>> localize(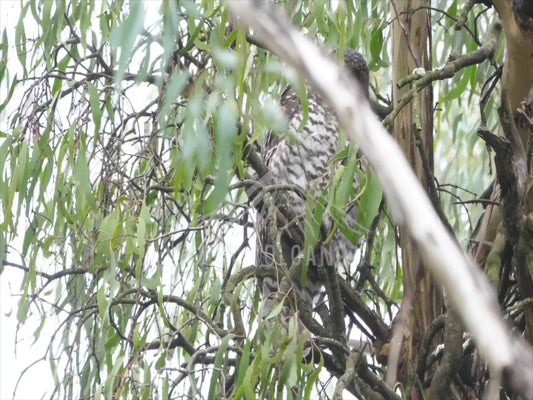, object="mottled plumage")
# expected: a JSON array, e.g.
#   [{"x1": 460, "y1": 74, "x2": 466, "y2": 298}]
[{"x1": 257, "y1": 48, "x2": 369, "y2": 323}]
